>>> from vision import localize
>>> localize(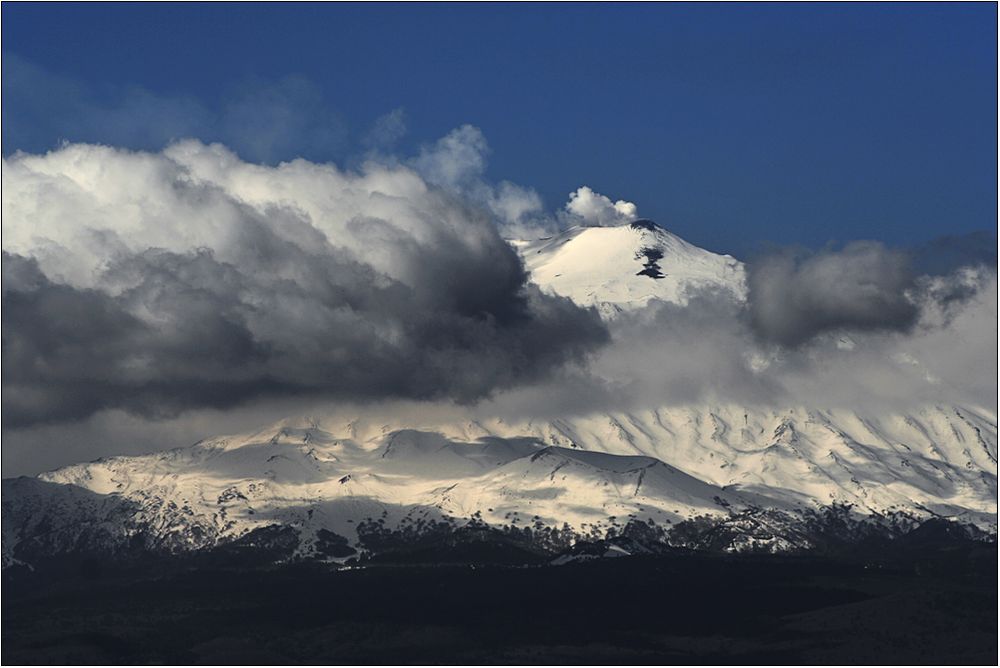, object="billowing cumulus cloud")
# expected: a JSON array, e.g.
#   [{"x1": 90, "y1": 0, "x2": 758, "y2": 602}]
[
  {"x1": 1, "y1": 141, "x2": 608, "y2": 428},
  {"x1": 563, "y1": 186, "x2": 639, "y2": 227}
]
